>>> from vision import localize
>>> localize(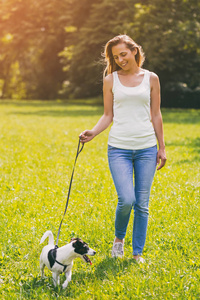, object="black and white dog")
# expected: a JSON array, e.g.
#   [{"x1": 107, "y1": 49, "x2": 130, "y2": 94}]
[{"x1": 40, "y1": 230, "x2": 96, "y2": 288}]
